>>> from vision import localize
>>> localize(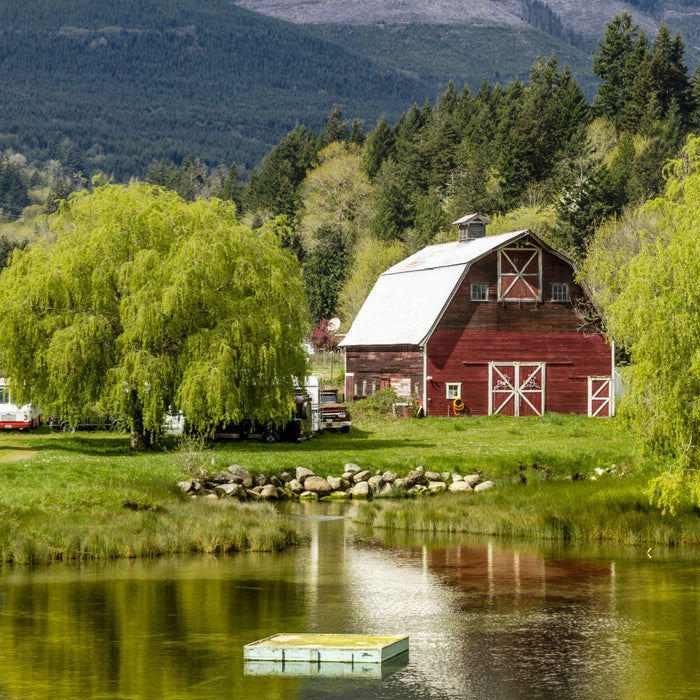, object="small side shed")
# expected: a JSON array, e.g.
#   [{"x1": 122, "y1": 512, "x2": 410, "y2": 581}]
[{"x1": 339, "y1": 219, "x2": 614, "y2": 417}]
